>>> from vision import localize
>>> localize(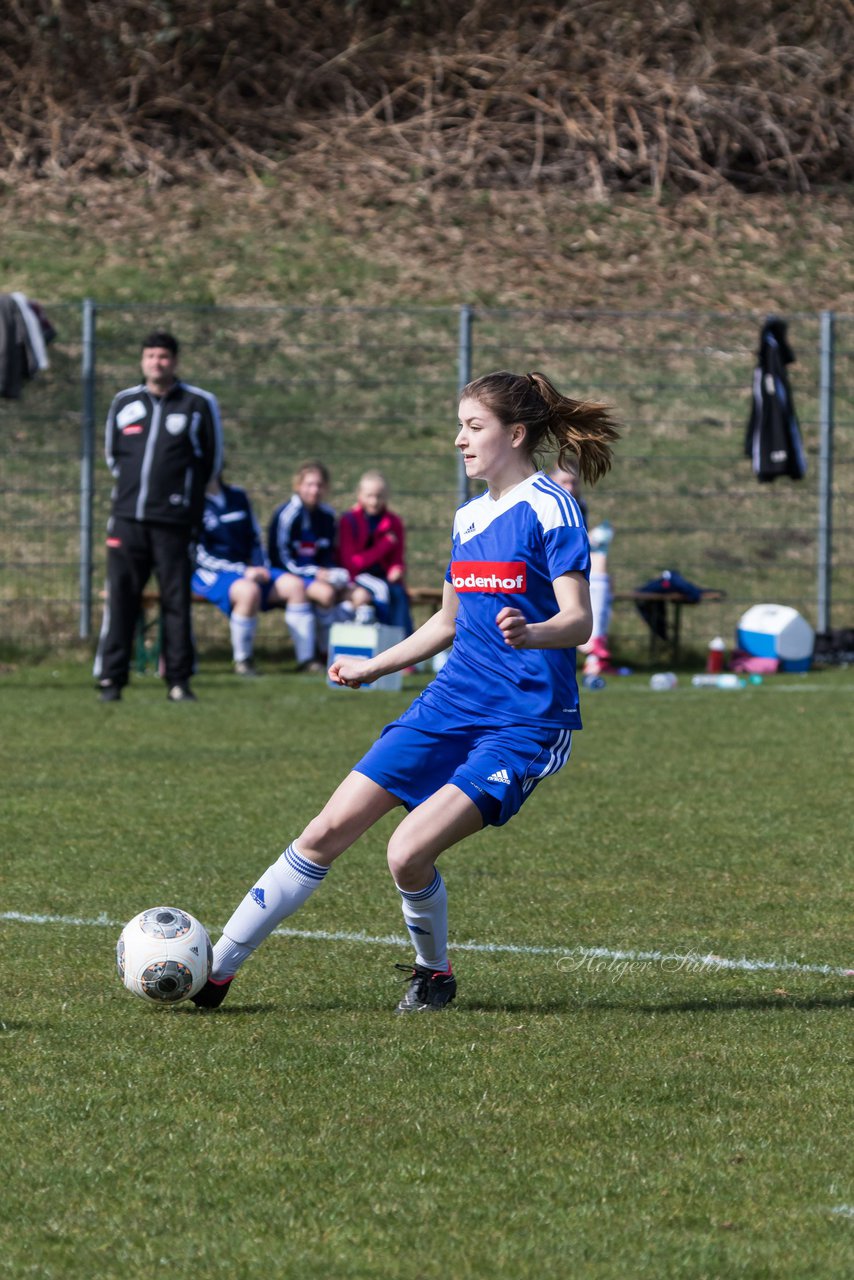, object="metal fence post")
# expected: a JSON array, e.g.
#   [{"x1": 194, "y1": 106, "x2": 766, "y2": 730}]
[
  {"x1": 79, "y1": 297, "x2": 96, "y2": 639},
  {"x1": 817, "y1": 309, "x2": 835, "y2": 635},
  {"x1": 457, "y1": 304, "x2": 474, "y2": 506}
]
